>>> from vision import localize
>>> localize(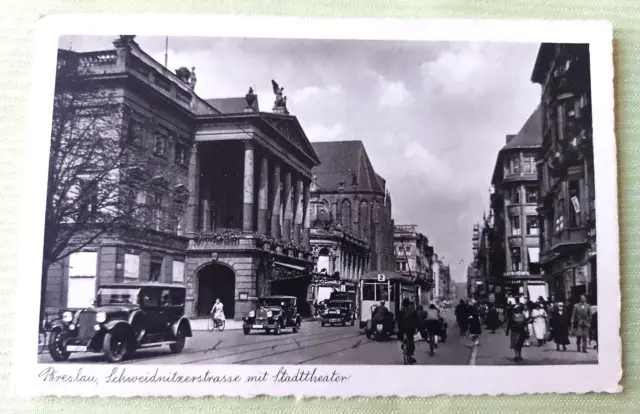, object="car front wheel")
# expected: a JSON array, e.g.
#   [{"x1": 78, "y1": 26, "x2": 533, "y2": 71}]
[
  {"x1": 48, "y1": 329, "x2": 70, "y2": 362},
  {"x1": 170, "y1": 326, "x2": 186, "y2": 353},
  {"x1": 243, "y1": 327, "x2": 251, "y2": 335},
  {"x1": 293, "y1": 321, "x2": 301, "y2": 333},
  {"x1": 103, "y1": 331, "x2": 129, "y2": 363},
  {"x1": 273, "y1": 323, "x2": 281, "y2": 335}
]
